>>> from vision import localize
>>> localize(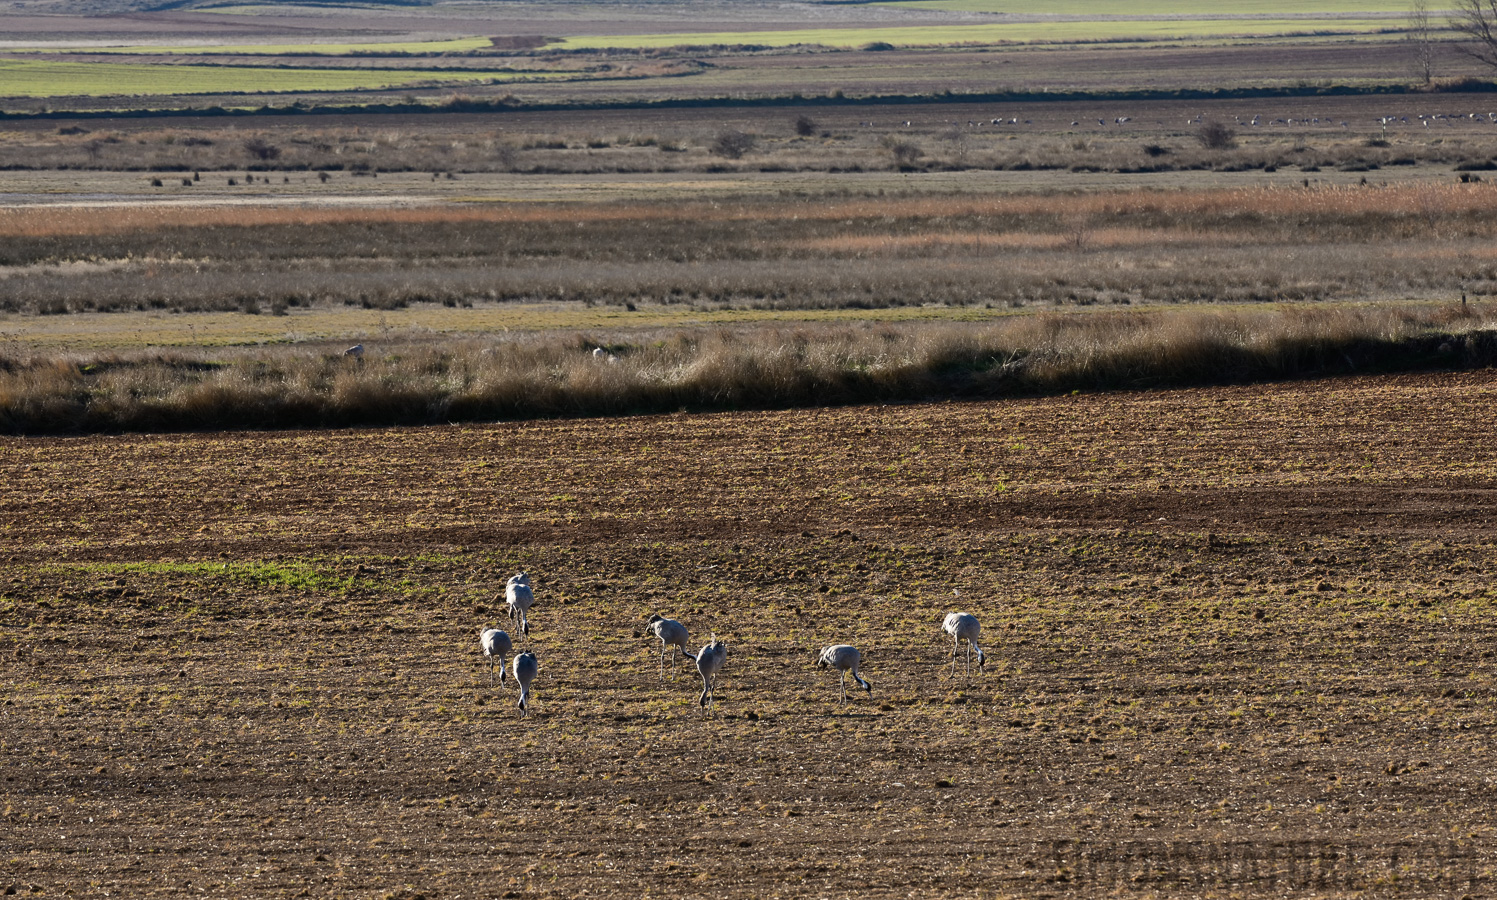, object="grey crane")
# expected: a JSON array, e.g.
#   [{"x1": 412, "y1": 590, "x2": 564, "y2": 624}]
[
  {"x1": 505, "y1": 572, "x2": 535, "y2": 638},
  {"x1": 818, "y1": 644, "x2": 872, "y2": 704},
  {"x1": 513, "y1": 651, "x2": 538, "y2": 717},
  {"x1": 691, "y1": 636, "x2": 727, "y2": 714},
  {"x1": 646, "y1": 614, "x2": 692, "y2": 679},
  {"x1": 480, "y1": 627, "x2": 513, "y2": 682},
  {"x1": 943, "y1": 611, "x2": 986, "y2": 676}
]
